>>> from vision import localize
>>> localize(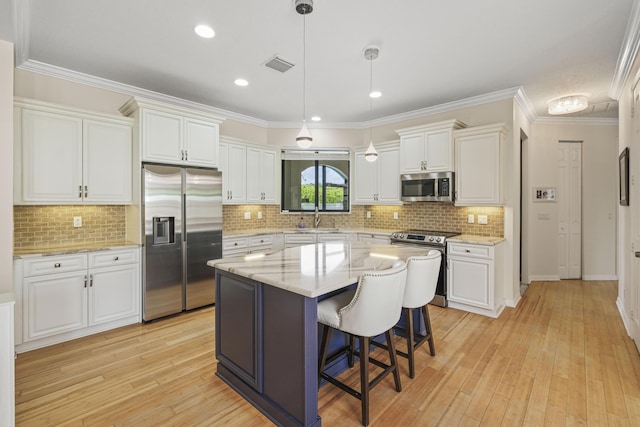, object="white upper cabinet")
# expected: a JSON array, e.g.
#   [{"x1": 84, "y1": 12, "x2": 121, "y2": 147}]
[
  {"x1": 397, "y1": 119, "x2": 466, "y2": 174},
  {"x1": 454, "y1": 123, "x2": 507, "y2": 206},
  {"x1": 119, "y1": 97, "x2": 223, "y2": 168},
  {"x1": 219, "y1": 138, "x2": 278, "y2": 205},
  {"x1": 15, "y1": 98, "x2": 133, "y2": 205},
  {"x1": 354, "y1": 142, "x2": 401, "y2": 204},
  {"x1": 246, "y1": 147, "x2": 278, "y2": 203}
]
